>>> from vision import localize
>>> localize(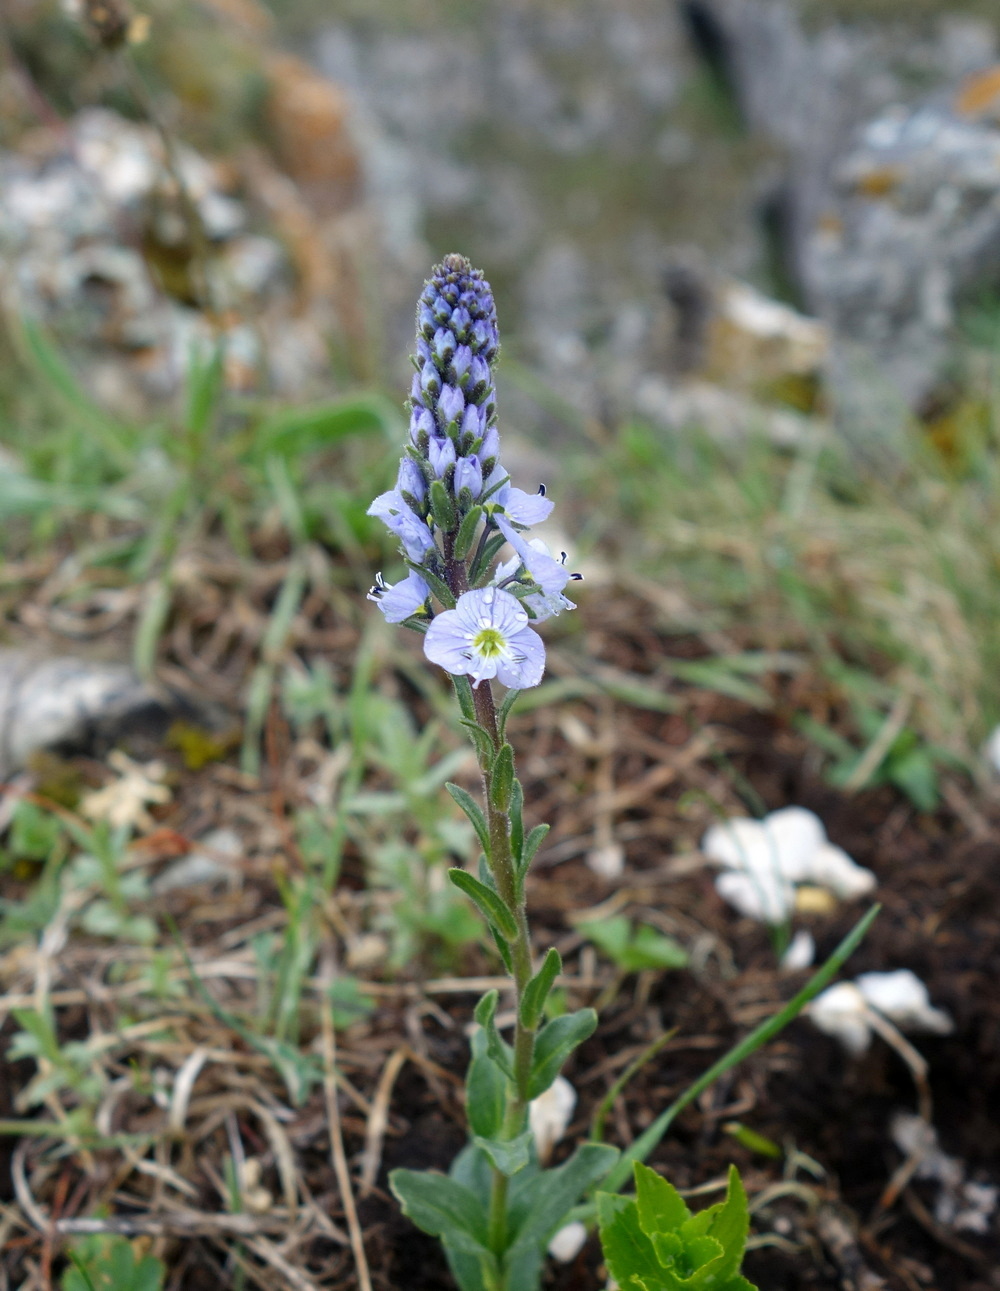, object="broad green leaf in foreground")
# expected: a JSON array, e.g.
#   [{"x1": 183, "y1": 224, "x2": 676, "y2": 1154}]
[{"x1": 598, "y1": 1163, "x2": 756, "y2": 1291}]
